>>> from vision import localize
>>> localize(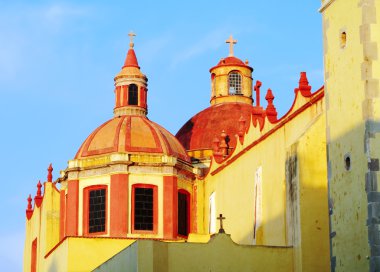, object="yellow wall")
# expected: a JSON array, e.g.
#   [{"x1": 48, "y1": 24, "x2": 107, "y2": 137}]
[
  {"x1": 23, "y1": 182, "x2": 60, "y2": 272},
  {"x1": 321, "y1": 0, "x2": 380, "y2": 270},
  {"x1": 94, "y1": 234, "x2": 294, "y2": 272},
  {"x1": 43, "y1": 237, "x2": 136, "y2": 271},
  {"x1": 199, "y1": 90, "x2": 330, "y2": 271}
]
